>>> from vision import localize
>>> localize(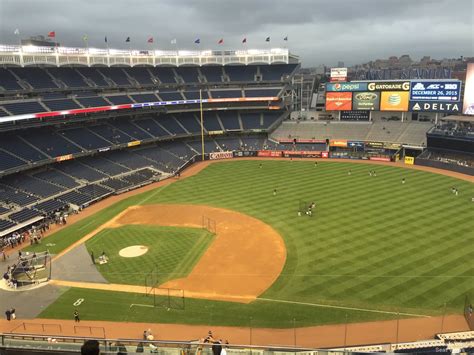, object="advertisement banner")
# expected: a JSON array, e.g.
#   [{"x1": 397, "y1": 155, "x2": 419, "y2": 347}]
[
  {"x1": 330, "y1": 67, "x2": 347, "y2": 82},
  {"x1": 340, "y1": 110, "x2": 371, "y2": 120},
  {"x1": 365, "y1": 141, "x2": 384, "y2": 148},
  {"x1": 329, "y1": 140, "x2": 348, "y2": 147},
  {"x1": 347, "y1": 141, "x2": 365, "y2": 148},
  {"x1": 368, "y1": 81, "x2": 410, "y2": 91},
  {"x1": 283, "y1": 150, "x2": 324, "y2": 158},
  {"x1": 409, "y1": 101, "x2": 461, "y2": 113},
  {"x1": 278, "y1": 139, "x2": 326, "y2": 144},
  {"x1": 370, "y1": 156, "x2": 391, "y2": 162},
  {"x1": 326, "y1": 82, "x2": 368, "y2": 92},
  {"x1": 56, "y1": 154, "x2": 73, "y2": 162},
  {"x1": 257, "y1": 150, "x2": 282, "y2": 157},
  {"x1": 209, "y1": 151, "x2": 233, "y2": 160},
  {"x1": 352, "y1": 92, "x2": 380, "y2": 111},
  {"x1": 463, "y1": 63, "x2": 474, "y2": 115},
  {"x1": 321, "y1": 151, "x2": 329, "y2": 158},
  {"x1": 410, "y1": 80, "x2": 461, "y2": 101},
  {"x1": 404, "y1": 156, "x2": 415, "y2": 165},
  {"x1": 127, "y1": 141, "x2": 141, "y2": 147},
  {"x1": 233, "y1": 151, "x2": 257, "y2": 157},
  {"x1": 380, "y1": 91, "x2": 409, "y2": 111},
  {"x1": 325, "y1": 92, "x2": 352, "y2": 111},
  {"x1": 384, "y1": 143, "x2": 402, "y2": 150}
]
